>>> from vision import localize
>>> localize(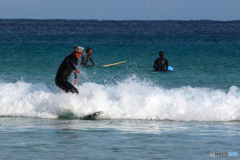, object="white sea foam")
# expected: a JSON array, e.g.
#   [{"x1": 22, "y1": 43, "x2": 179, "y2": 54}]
[{"x1": 0, "y1": 78, "x2": 240, "y2": 121}]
